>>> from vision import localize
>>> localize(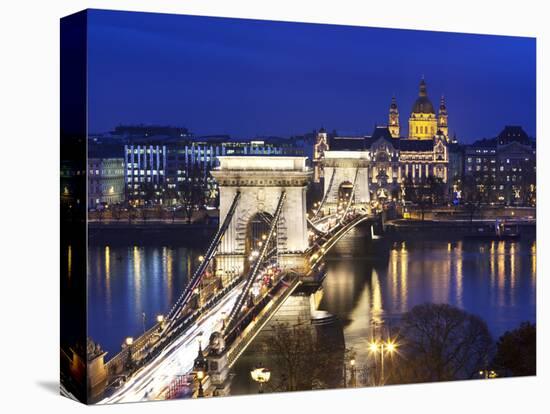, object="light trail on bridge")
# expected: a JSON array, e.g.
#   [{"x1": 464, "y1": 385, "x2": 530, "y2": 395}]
[{"x1": 99, "y1": 283, "x2": 244, "y2": 404}]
